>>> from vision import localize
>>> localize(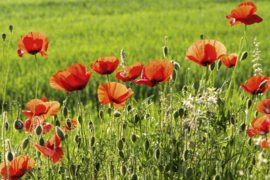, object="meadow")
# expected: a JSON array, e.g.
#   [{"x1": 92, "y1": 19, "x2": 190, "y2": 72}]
[{"x1": 1, "y1": 0, "x2": 270, "y2": 179}]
